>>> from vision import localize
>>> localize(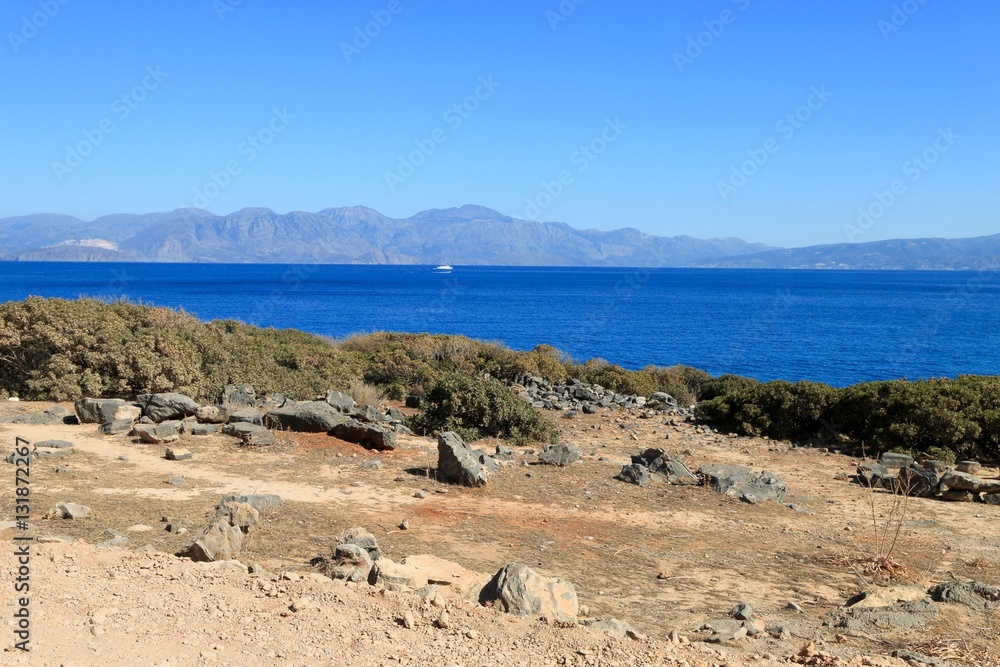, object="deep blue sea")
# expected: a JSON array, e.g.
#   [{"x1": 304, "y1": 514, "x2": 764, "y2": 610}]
[{"x1": 2, "y1": 262, "x2": 999, "y2": 387}]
